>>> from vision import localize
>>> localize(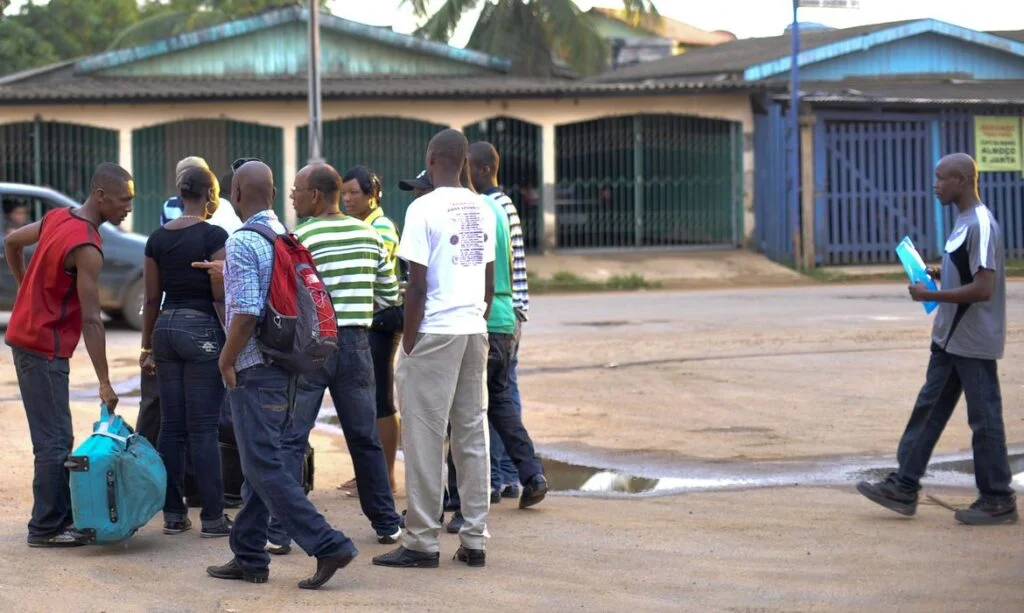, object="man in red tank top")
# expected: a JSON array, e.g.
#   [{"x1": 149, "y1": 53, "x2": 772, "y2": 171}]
[{"x1": 5, "y1": 163, "x2": 134, "y2": 548}]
